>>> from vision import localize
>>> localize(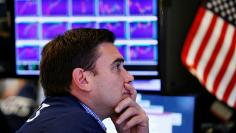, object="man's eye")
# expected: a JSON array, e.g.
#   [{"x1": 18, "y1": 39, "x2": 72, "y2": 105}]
[
  {"x1": 114, "y1": 62, "x2": 123, "y2": 71},
  {"x1": 115, "y1": 62, "x2": 121, "y2": 69}
]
